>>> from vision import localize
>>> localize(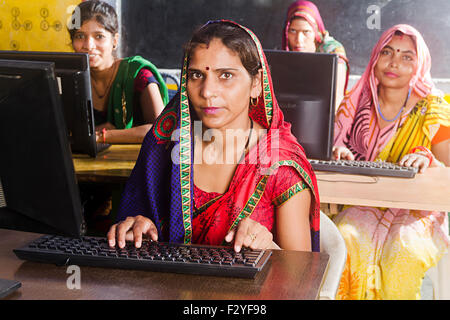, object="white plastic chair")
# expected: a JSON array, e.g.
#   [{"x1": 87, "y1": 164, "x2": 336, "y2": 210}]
[
  {"x1": 424, "y1": 248, "x2": 450, "y2": 300},
  {"x1": 319, "y1": 211, "x2": 347, "y2": 300}
]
